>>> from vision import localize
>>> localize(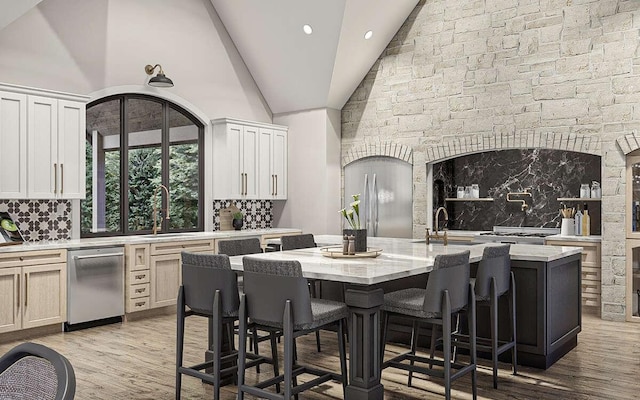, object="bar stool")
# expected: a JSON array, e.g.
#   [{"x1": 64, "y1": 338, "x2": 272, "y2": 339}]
[
  {"x1": 217, "y1": 237, "x2": 269, "y2": 372},
  {"x1": 237, "y1": 256, "x2": 348, "y2": 400},
  {"x1": 176, "y1": 252, "x2": 272, "y2": 400},
  {"x1": 381, "y1": 250, "x2": 477, "y2": 400},
  {"x1": 454, "y1": 244, "x2": 517, "y2": 389},
  {"x1": 280, "y1": 234, "x2": 324, "y2": 352}
]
